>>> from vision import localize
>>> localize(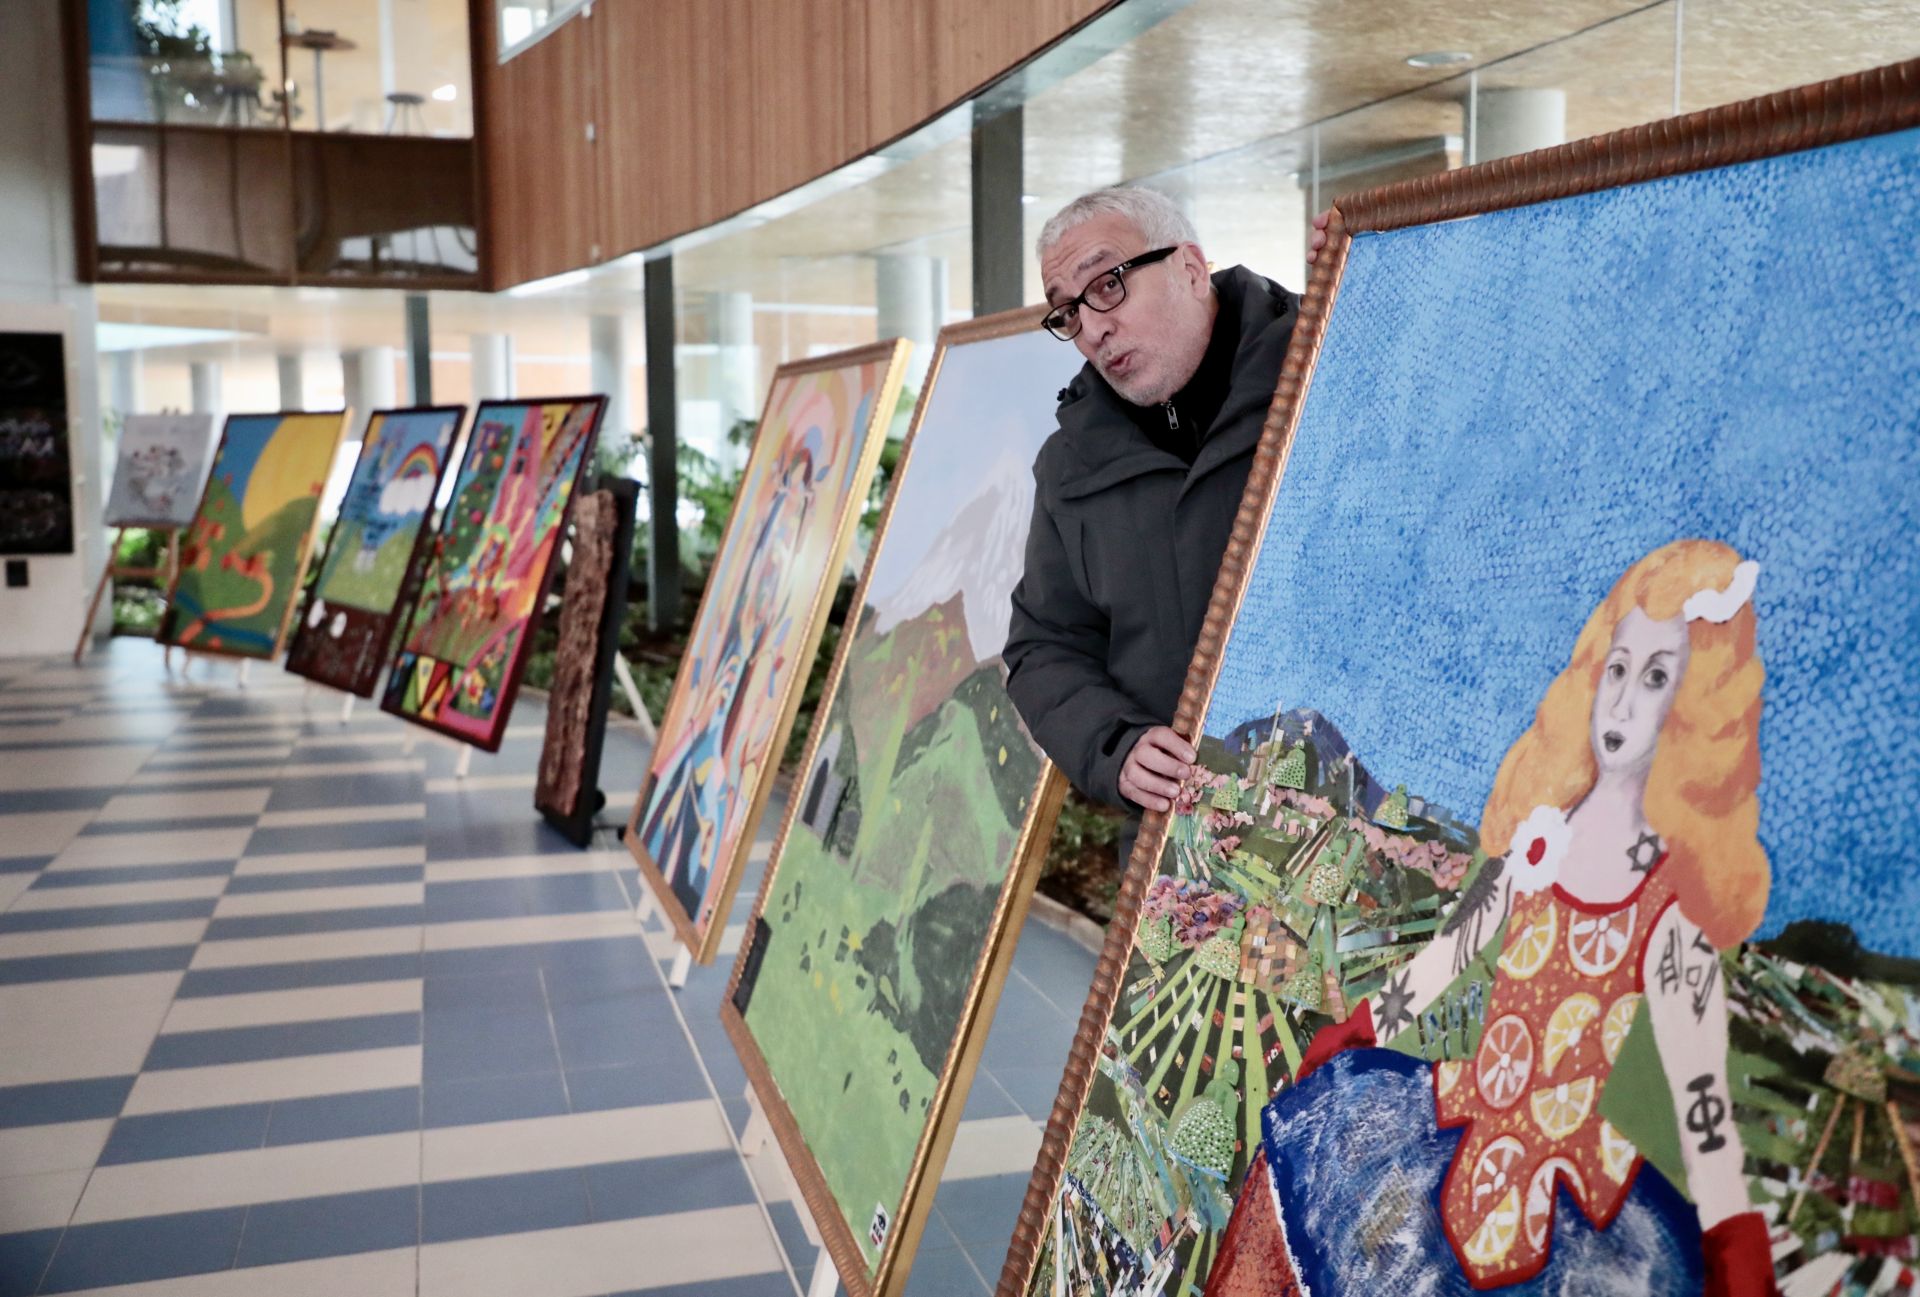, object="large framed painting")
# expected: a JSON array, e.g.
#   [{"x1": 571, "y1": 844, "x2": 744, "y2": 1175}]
[
  {"x1": 285, "y1": 405, "x2": 465, "y2": 697},
  {"x1": 104, "y1": 413, "x2": 215, "y2": 529},
  {"x1": 0, "y1": 331, "x2": 74, "y2": 554},
  {"x1": 380, "y1": 396, "x2": 604, "y2": 751},
  {"x1": 157, "y1": 411, "x2": 350, "y2": 658},
  {"x1": 626, "y1": 340, "x2": 909, "y2": 963},
  {"x1": 721, "y1": 311, "x2": 1081, "y2": 1295},
  {"x1": 1001, "y1": 63, "x2": 1920, "y2": 1297}
]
